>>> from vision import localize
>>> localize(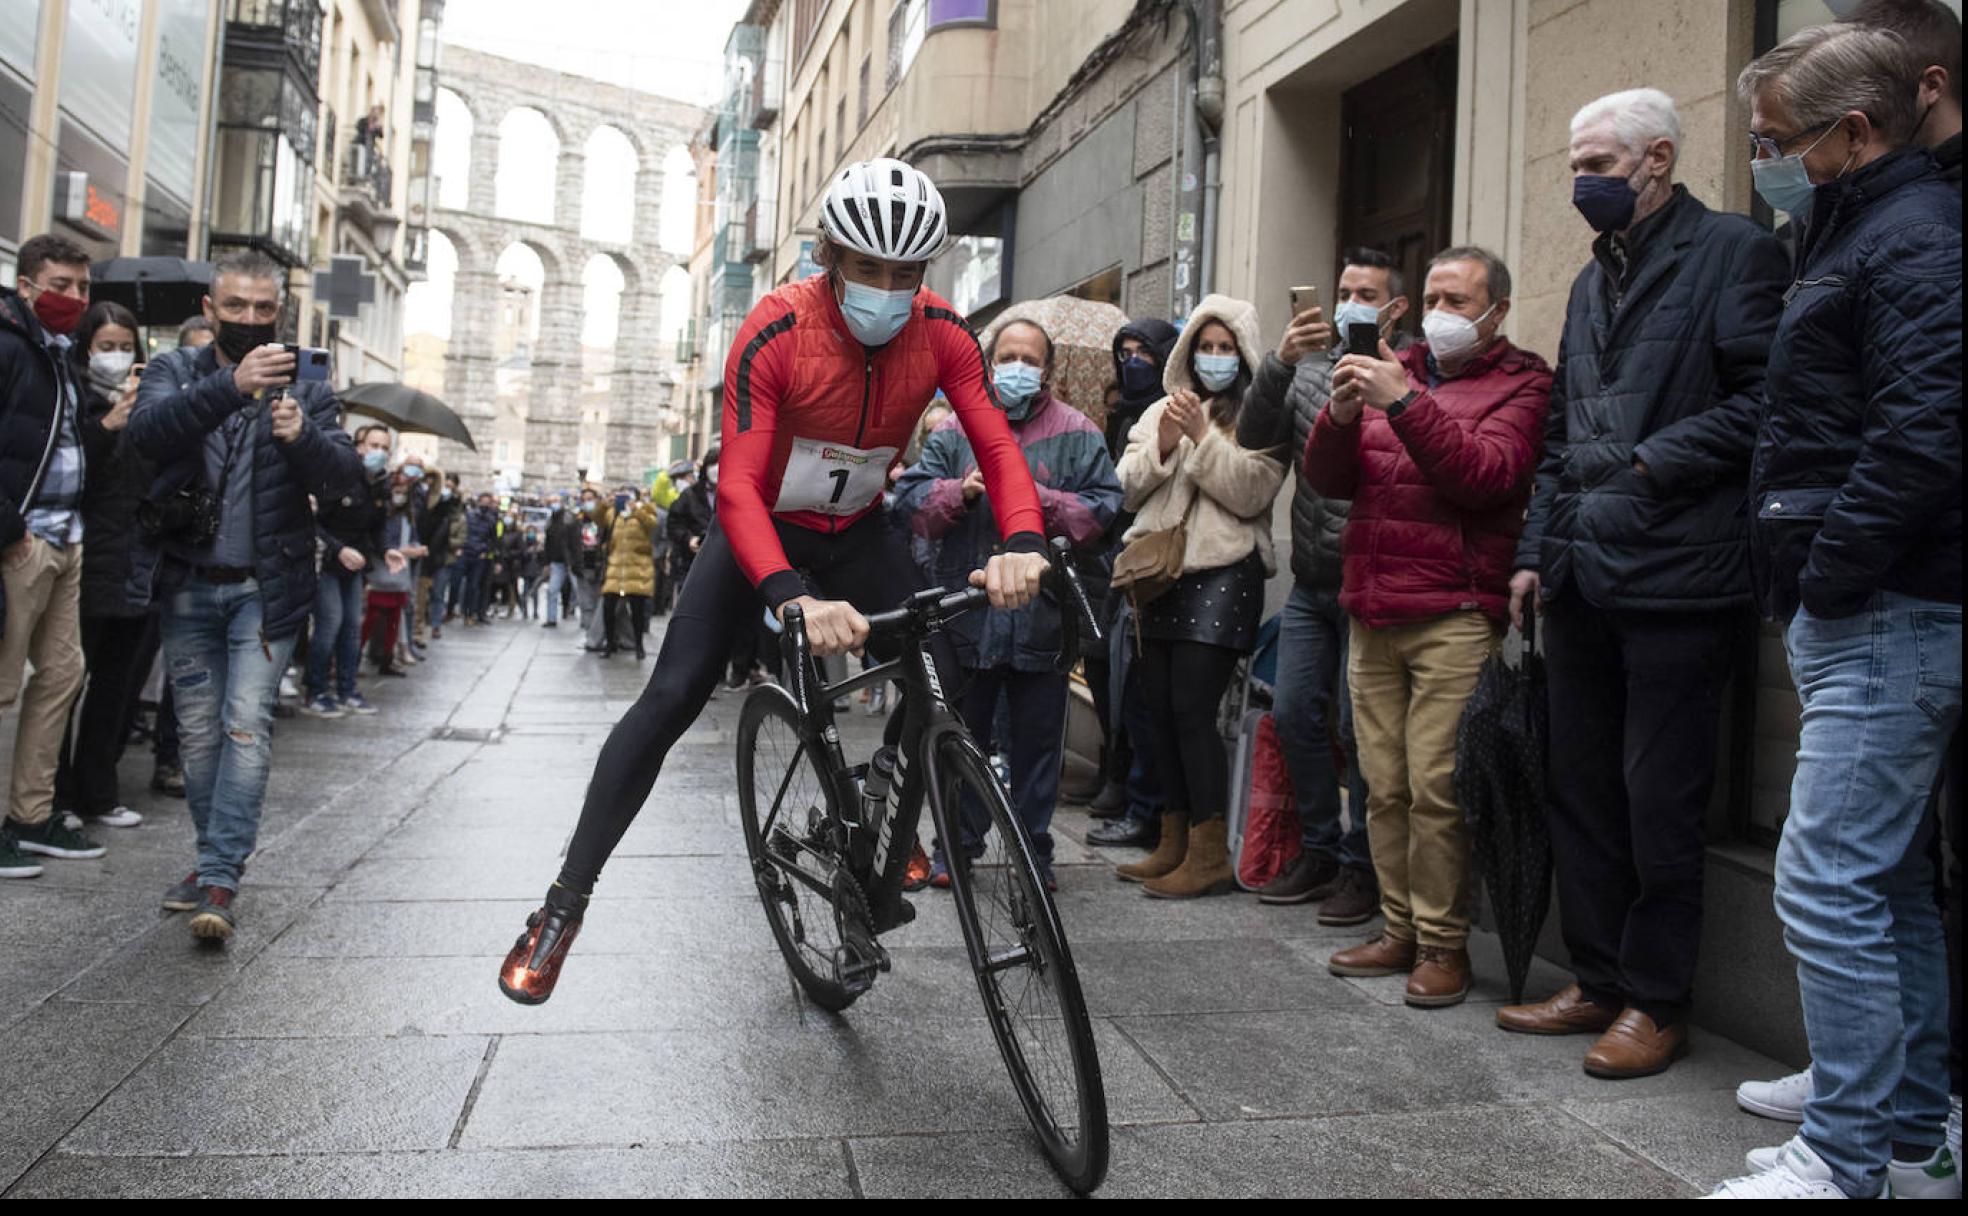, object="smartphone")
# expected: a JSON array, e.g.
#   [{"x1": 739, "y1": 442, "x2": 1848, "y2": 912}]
[
  {"x1": 1346, "y1": 322, "x2": 1381, "y2": 358},
  {"x1": 283, "y1": 344, "x2": 332, "y2": 383},
  {"x1": 1289, "y1": 284, "x2": 1319, "y2": 317}
]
